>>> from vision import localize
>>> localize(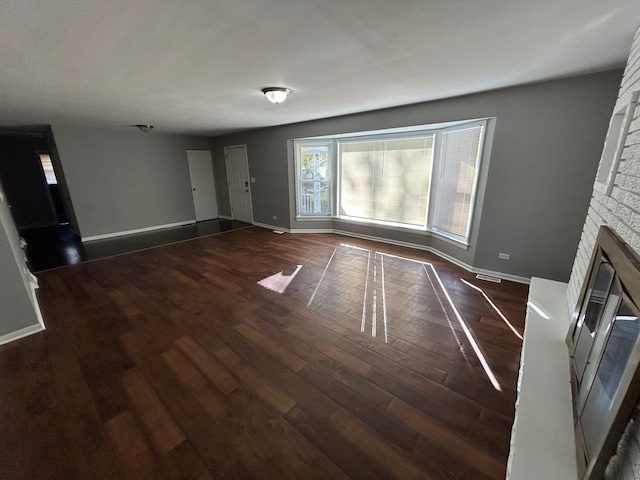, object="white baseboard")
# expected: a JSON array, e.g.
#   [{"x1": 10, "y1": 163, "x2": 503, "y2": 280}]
[
  {"x1": 253, "y1": 221, "x2": 287, "y2": 231},
  {"x1": 335, "y1": 229, "x2": 530, "y2": 284},
  {"x1": 0, "y1": 323, "x2": 45, "y2": 346},
  {"x1": 219, "y1": 215, "x2": 233, "y2": 220},
  {"x1": 471, "y1": 267, "x2": 530, "y2": 285},
  {"x1": 268, "y1": 225, "x2": 531, "y2": 285},
  {"x1": 82, "y1": 220, "x2": 196, "y2": 242},
  {"x1": 290, "y1": 228, "x2": 333, "y2": 234}
]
